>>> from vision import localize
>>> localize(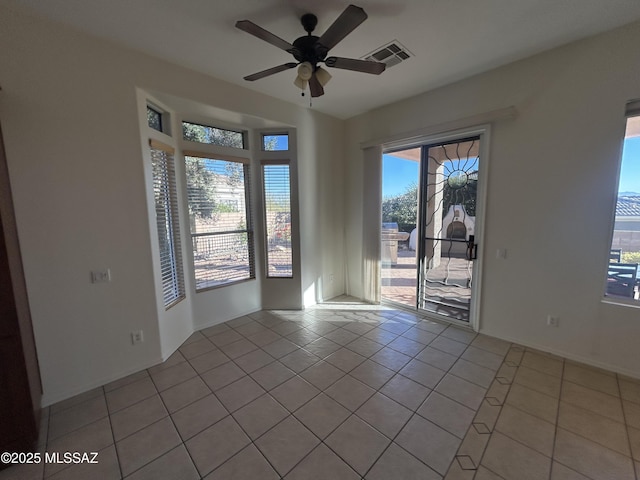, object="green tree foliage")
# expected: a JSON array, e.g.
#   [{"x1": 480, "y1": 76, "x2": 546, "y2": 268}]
[
  {"x1": 382, "y1": 182, "x2": 418, "y2": 226},
  {"x1": 443, "y1": 171, "x2": 477, "y2": 216},
  {"x1": 182, "y1": 122, "x2": 244, "y2": 148},
  {"x1": 185, "y1": 157, "x2": 218, "y2": 219}
]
